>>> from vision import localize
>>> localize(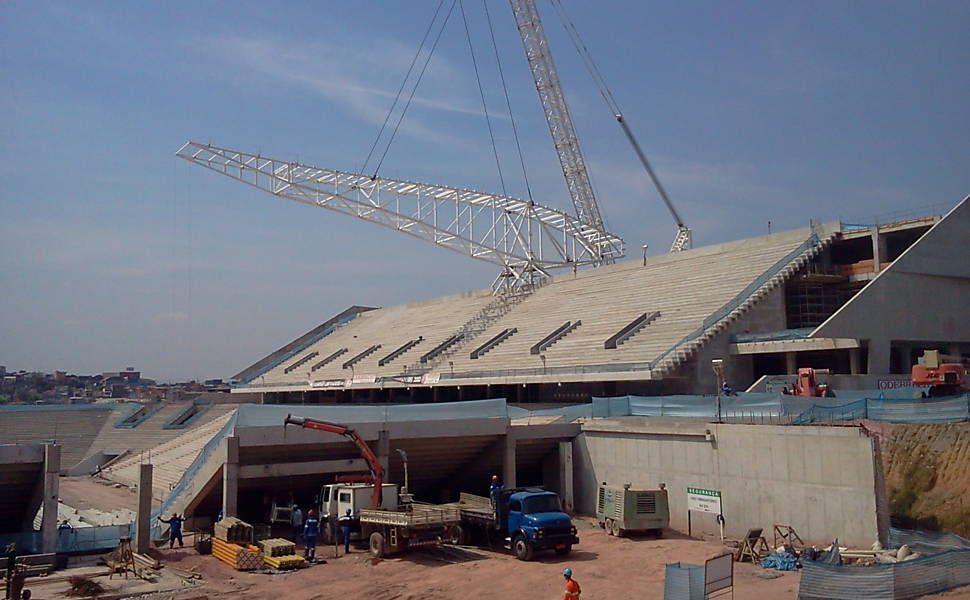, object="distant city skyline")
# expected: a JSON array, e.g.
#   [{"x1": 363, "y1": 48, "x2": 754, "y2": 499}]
[{"x1": 1, "y1": 1, "x2": 967, "y2": 381}]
